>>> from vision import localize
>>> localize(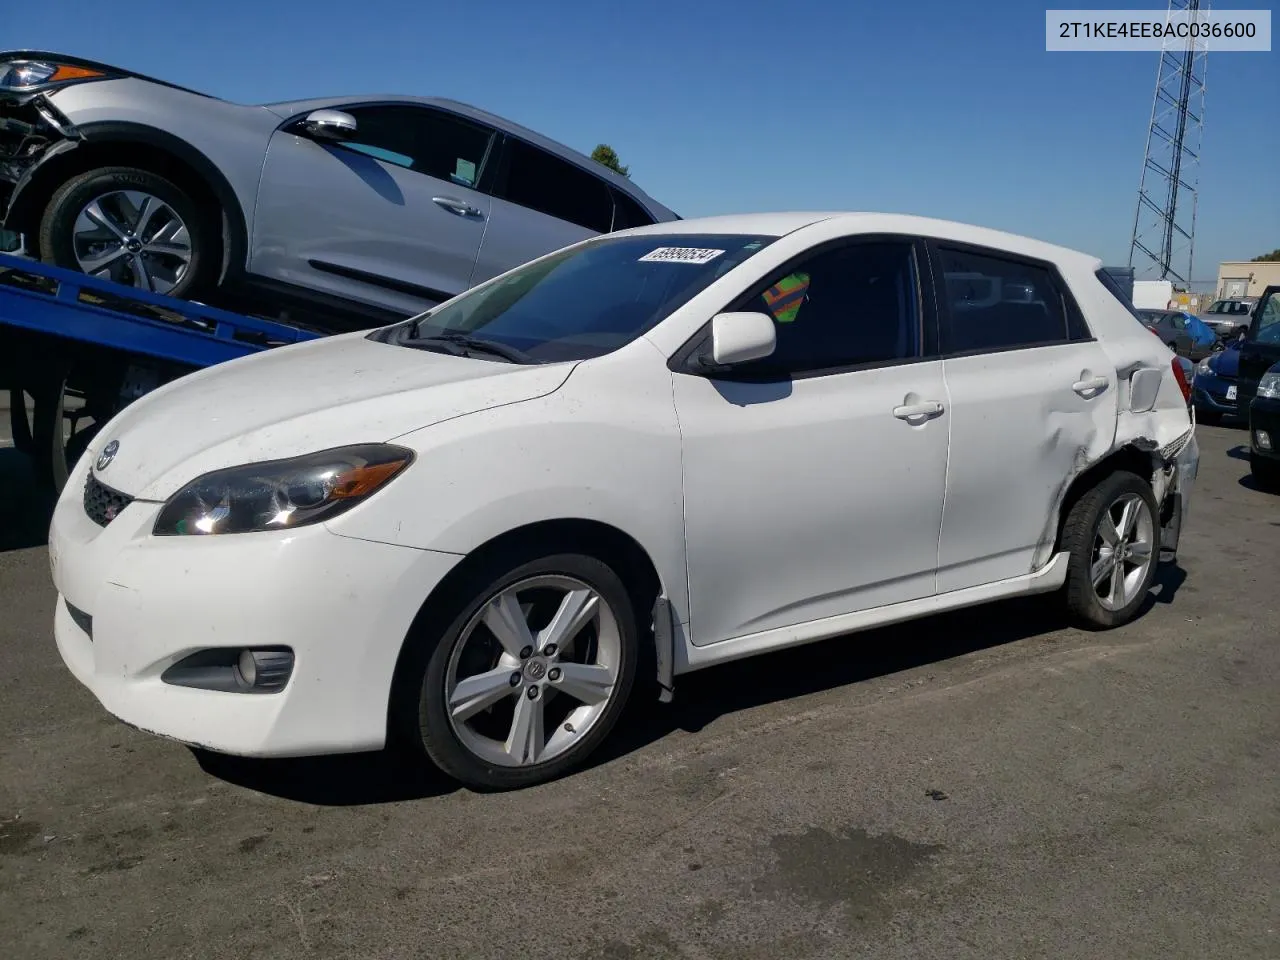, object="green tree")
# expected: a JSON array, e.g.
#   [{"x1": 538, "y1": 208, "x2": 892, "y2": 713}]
[
  {"x1": 1250, "y1": 249, "x2": 1280, "y2": 262},
  {"x1": 590, "y1": 144, "x2": 630, "y2": 178}
]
